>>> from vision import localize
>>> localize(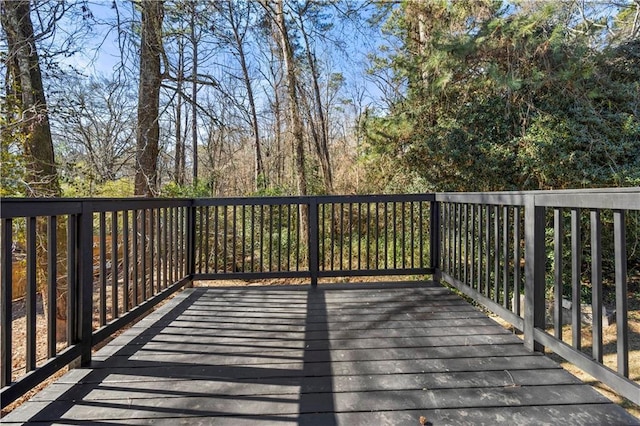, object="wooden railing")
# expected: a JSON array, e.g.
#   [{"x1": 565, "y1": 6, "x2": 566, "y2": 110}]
[
  {"x1": 438, "y1": 188, "x2": 640, "y2": 405},
  {"x1": 0, "y1": 194, "x2": 435, "y2": 408},
  {"x1": 191, "y1": 195, "x2": 435, "y2": 283},
  {"x1": 1, "y1": 189, "x2": 638, "y2": 408},
  {"x1": 0, "y1": 198, "x2": 193, "y2": 408}
]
